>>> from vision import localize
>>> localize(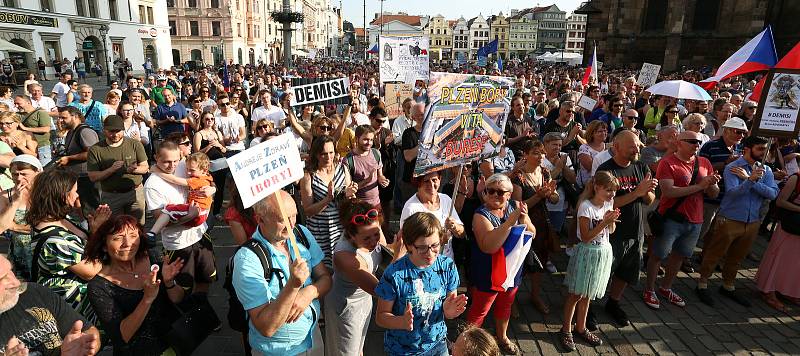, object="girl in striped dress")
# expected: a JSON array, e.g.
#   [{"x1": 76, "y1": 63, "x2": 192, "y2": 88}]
[
  {"x1": 300, "y1": 135, "x2": 358, "y2": 268},
  {"x1": 560, "y1": 171, "x2": 620, "y2": 351}
]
